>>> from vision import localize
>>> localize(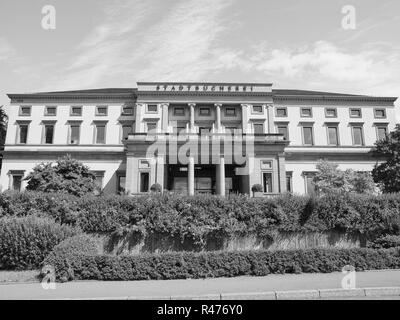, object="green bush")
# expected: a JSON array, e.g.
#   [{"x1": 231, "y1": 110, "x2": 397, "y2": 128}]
[
  {"x1": 1, "y1": 191, "x2": 400, "y2": 247},
  {"x1": 42, "y1": 234, "x2": 100, "y2": 282},
  {"x1": 52, "y1": 247, "x2": 400, "y2": 282},
  {"x1": 0, "y1": 216, "x2": 79, "y2": 270},
  {"x1": 368, "y1": 235, "x2": 400, "y2": 249}
]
